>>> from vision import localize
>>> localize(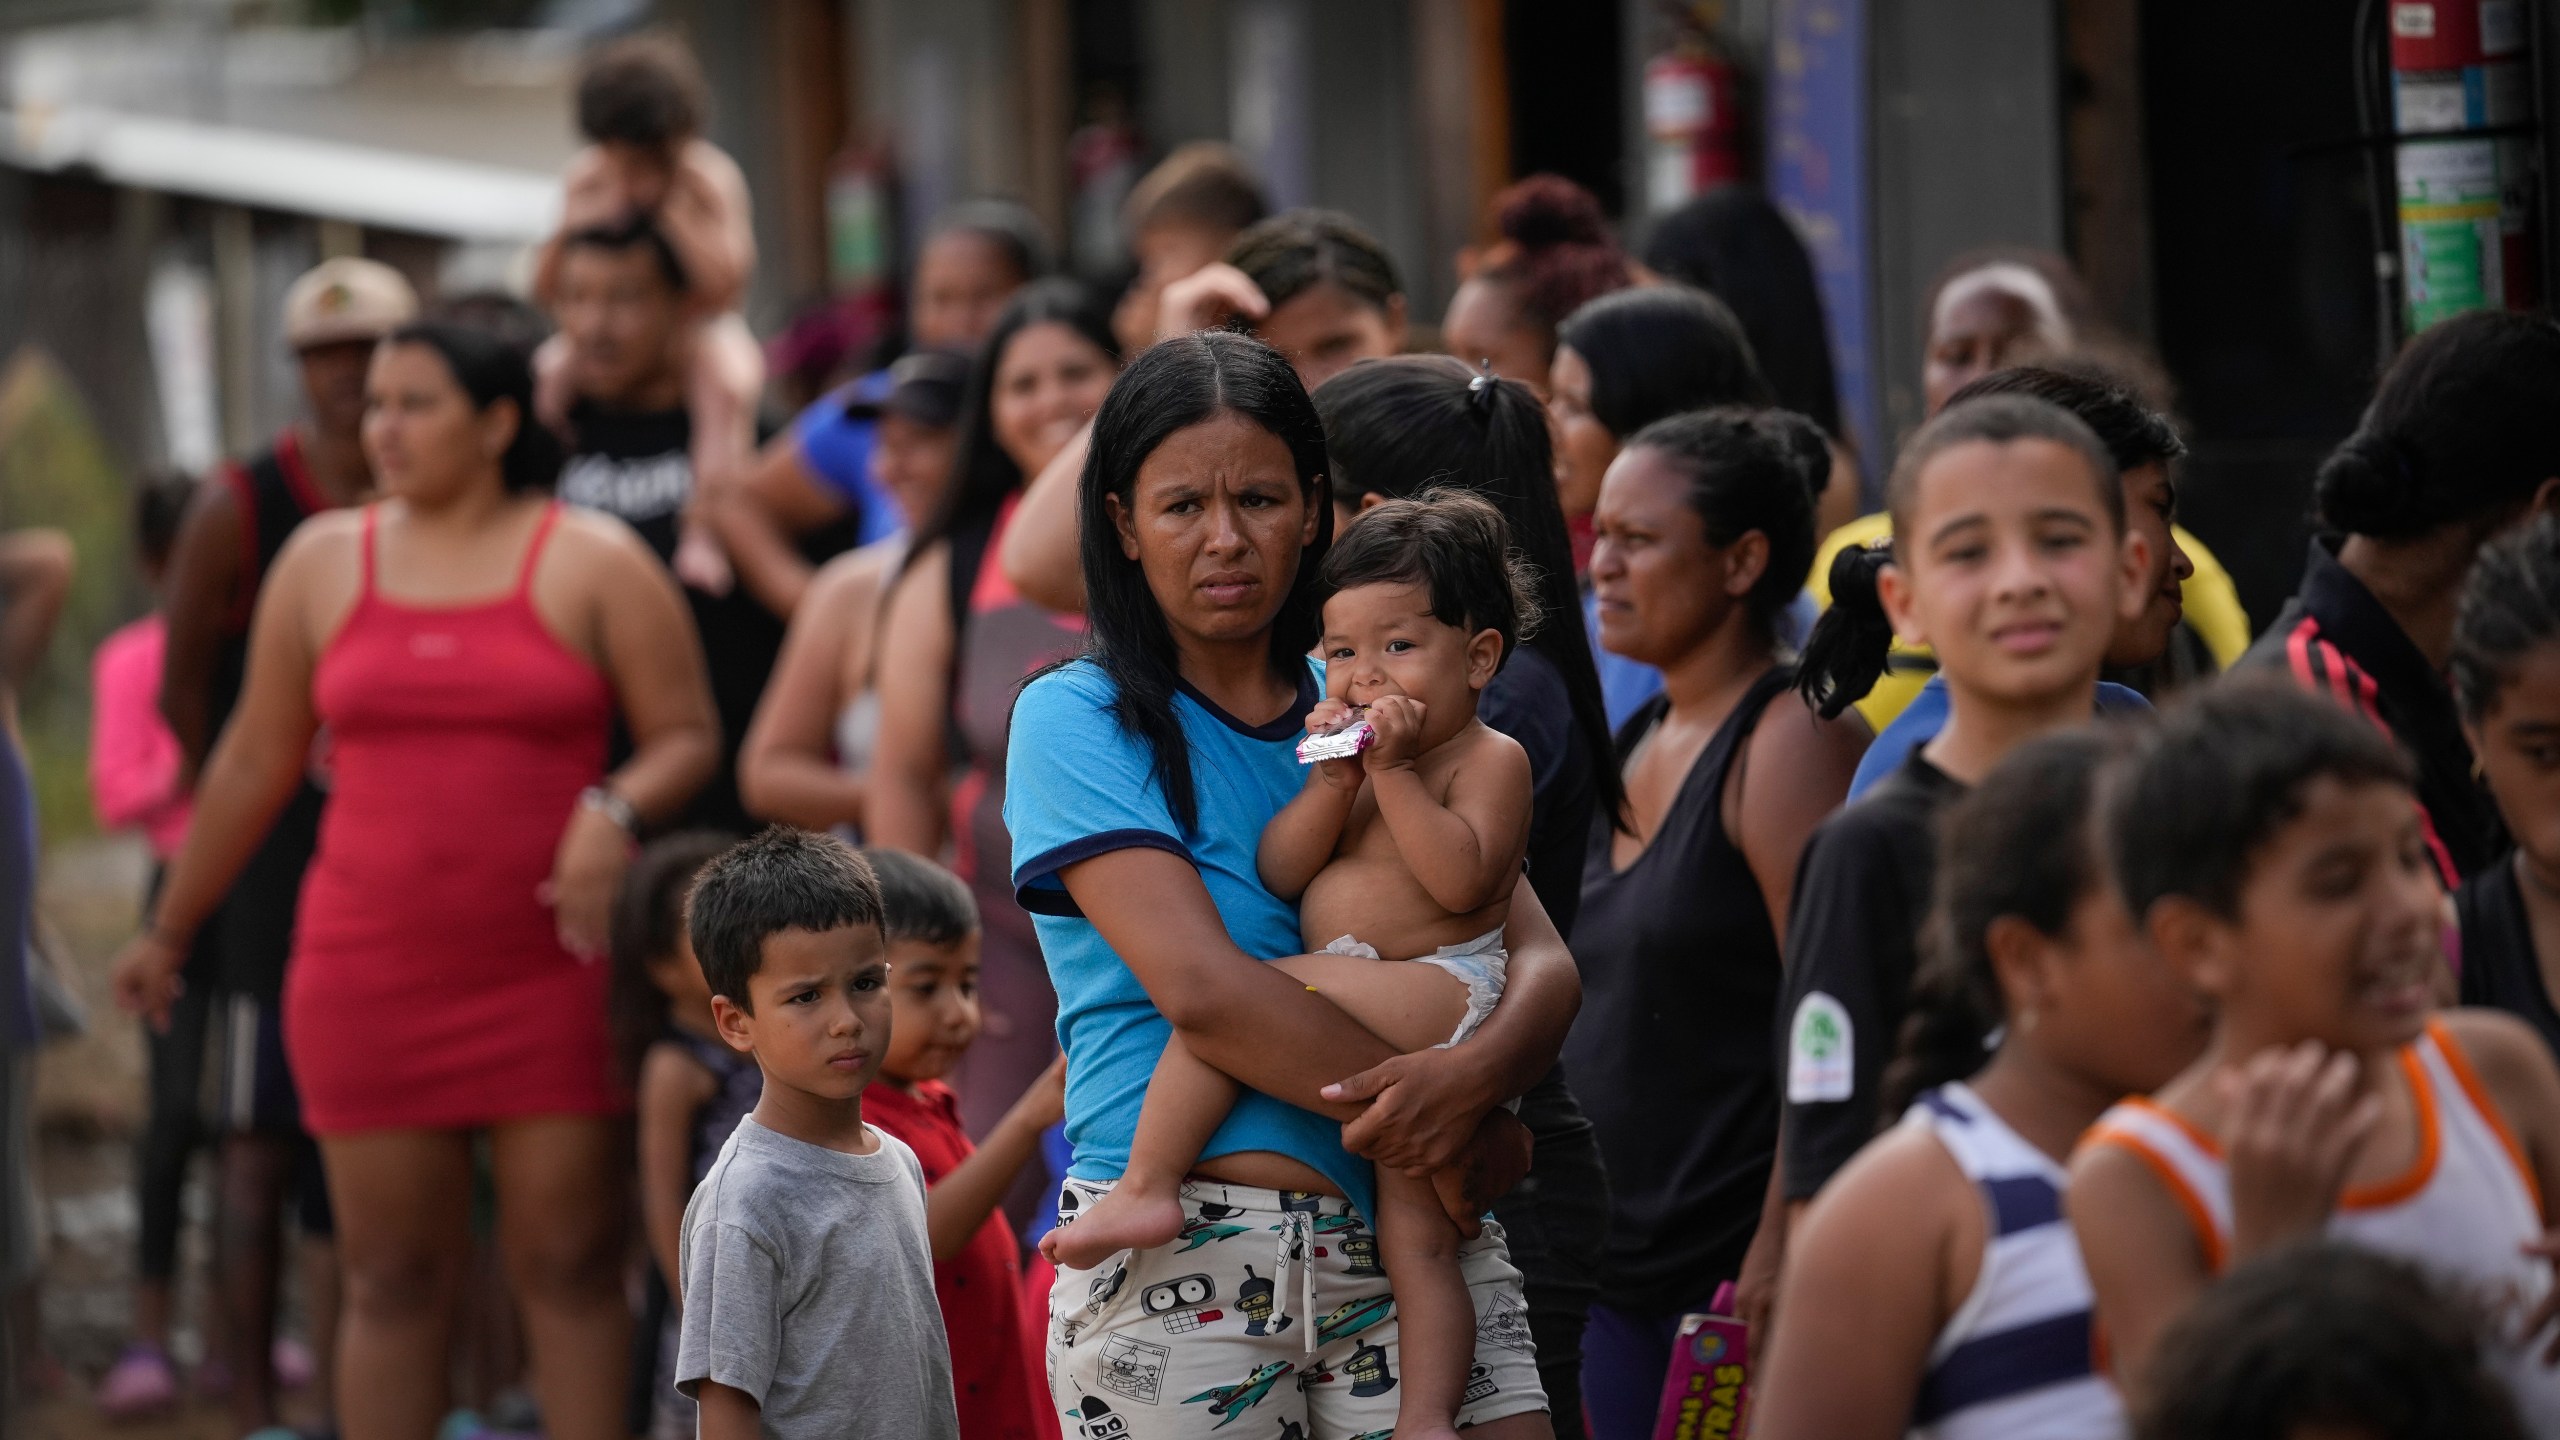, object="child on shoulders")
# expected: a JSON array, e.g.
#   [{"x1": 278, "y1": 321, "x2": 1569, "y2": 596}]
[{"x1": 537, "y1": 33, "x2": 762, "y2": 594}]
